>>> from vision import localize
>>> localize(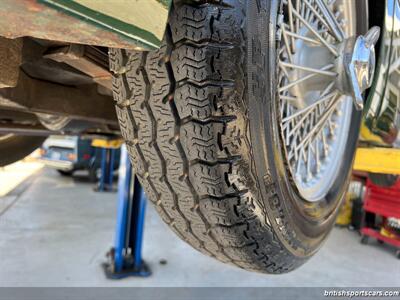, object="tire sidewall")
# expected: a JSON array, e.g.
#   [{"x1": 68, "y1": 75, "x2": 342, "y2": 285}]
[{"x1": 248, "y1": 0, "x2": 364, "y2": 257}]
